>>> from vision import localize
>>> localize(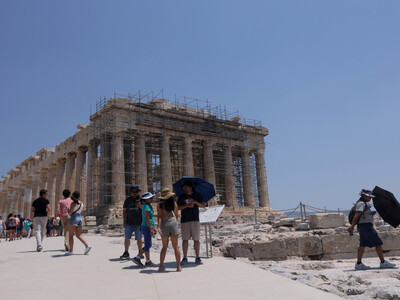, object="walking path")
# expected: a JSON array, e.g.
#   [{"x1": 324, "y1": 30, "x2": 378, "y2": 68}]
[{"x1": 0, "y1": 235, "x2": 343, "y2": 299}]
